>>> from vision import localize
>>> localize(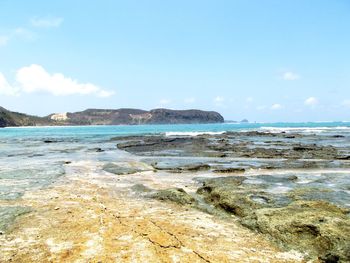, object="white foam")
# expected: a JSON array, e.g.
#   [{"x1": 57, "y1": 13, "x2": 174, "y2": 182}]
[
  {"x1": 259, "y1": 126, "x2": 350, "y2": 133},
  {"x1": 165, "y1": 131, "x2": 225, "y2": 137}
]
